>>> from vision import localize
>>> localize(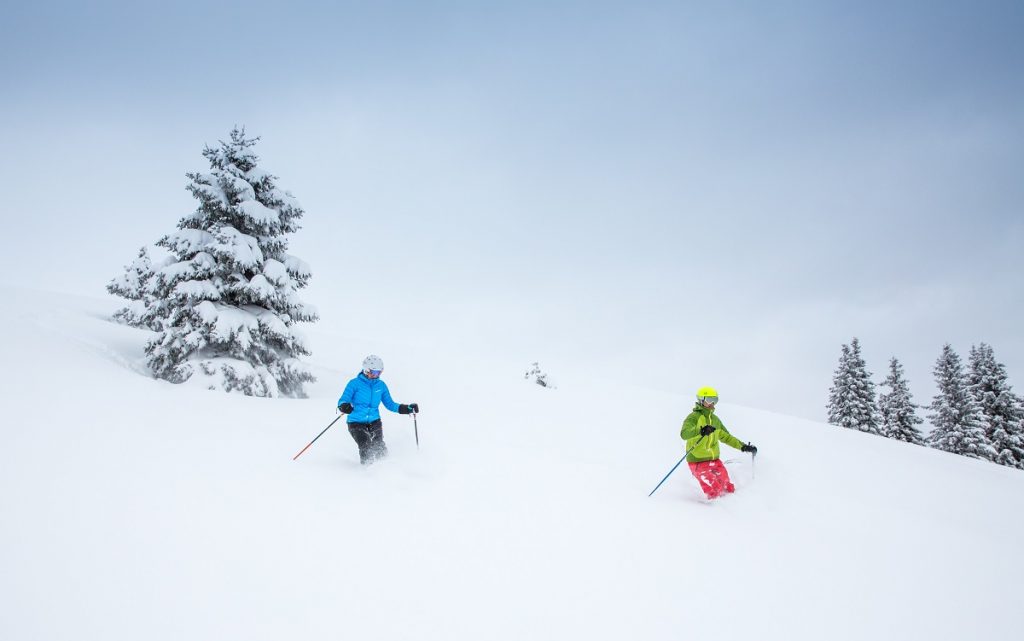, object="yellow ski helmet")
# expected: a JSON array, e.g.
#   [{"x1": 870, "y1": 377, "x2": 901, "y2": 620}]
[{"x1": 696, "y1": 386, "x2": 719, "y2": 404}]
